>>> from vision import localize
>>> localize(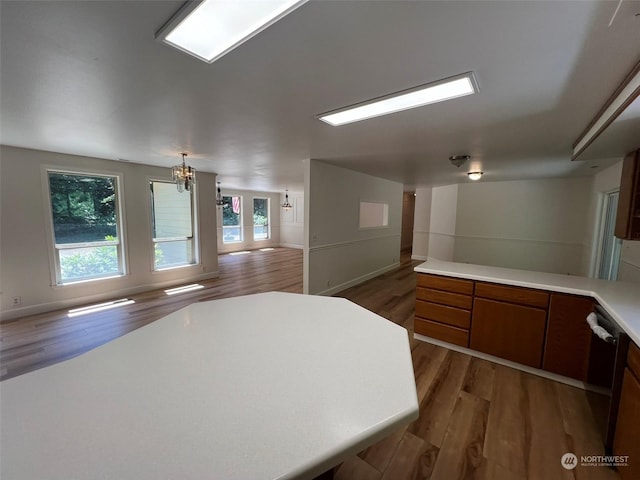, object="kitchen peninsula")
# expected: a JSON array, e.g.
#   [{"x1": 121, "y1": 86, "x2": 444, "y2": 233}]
[
  {"x1": 414, "y1": 259, "x2": 640, "y2": 352},
  {"x1": 414, "y1": 258, "x2": 640, "y2": 478}
]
